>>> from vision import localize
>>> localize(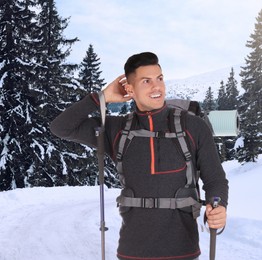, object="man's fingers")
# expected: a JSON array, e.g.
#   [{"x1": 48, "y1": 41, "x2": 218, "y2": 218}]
[{"x1": 116, "y1": 74, "x2": 126, "y2": 83}]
